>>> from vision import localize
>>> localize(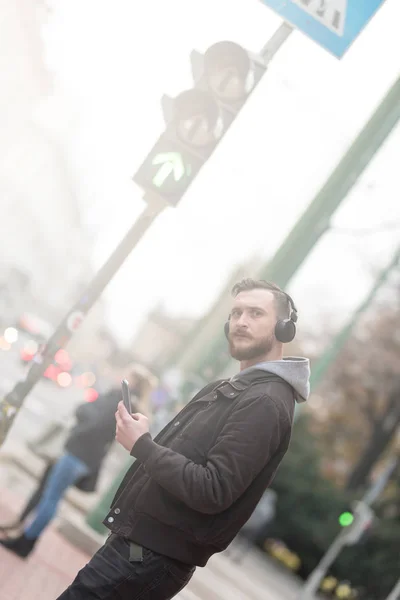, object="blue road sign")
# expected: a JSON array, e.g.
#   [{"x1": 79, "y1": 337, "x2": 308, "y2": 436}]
[{"x1": 261, "y1": 0, "x2": 387, "y2": 58}]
